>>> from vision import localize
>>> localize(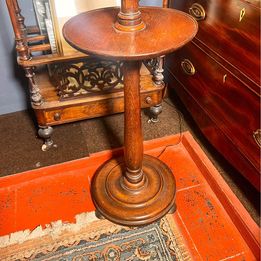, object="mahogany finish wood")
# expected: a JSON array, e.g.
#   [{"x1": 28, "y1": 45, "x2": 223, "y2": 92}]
[
  {"x1": 115, "y1": 0, "x2": 145, "y2": 31},
  {"x1": 6, "y1": 0, "x2": 30, "y2": 61},
  {"x1": 63, "y1": 7, "x2": 197, "y2": 61},
  {"x1": 123, "y1": 61, "x2": 143, "y2": 183},
  {"x1": 63, "y1": 3, "x2": 197, "y2": 225},
  {"x1": 170, "y1": 0, "x2": 260, "y2": 86},
  {"x1": 166, "y1": 0, "x2": 260, "y2": 190},
  {"x1": 168, "y1": 0, "x2": 260, "y2": 85},
  {"x1": 29, "y1": 43, "x2": 51, "y2": 53},
  {"x1": 18, "y1": 53, "x2": 88, "y2": 67},
  {"x1": 33, "y1": 69, "x2": 164, "y2": 126},
  {"x1": 26, "y1": 35, "x2": 47, "y2": 42}
]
